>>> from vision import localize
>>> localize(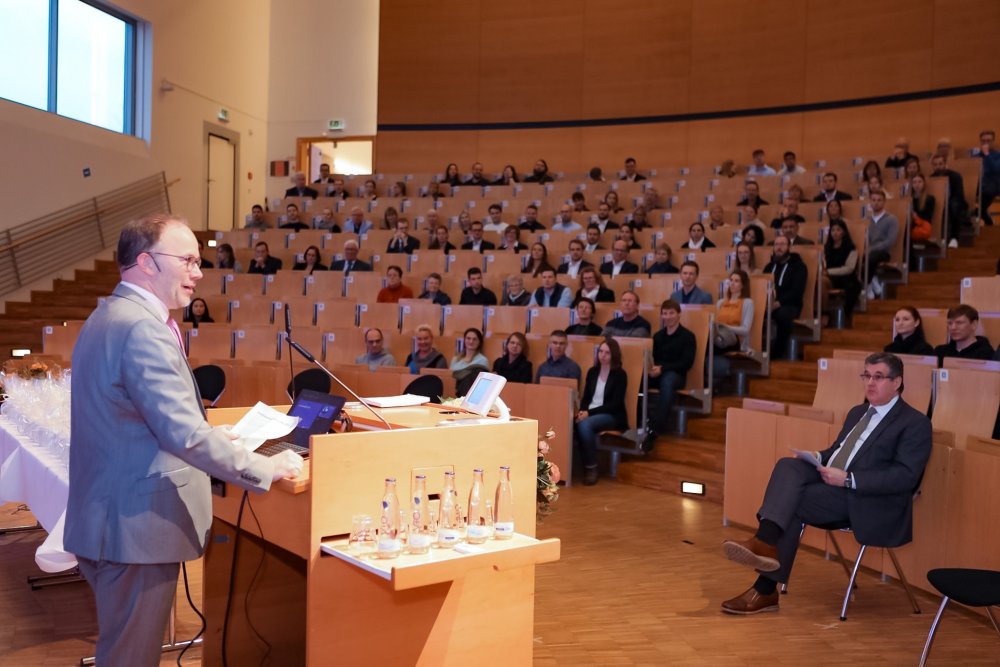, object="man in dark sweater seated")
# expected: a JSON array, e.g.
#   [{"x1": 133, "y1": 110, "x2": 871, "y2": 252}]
[
  {"x1": 566, "y1": 298, "x2": 603, "y2": 336},
  {"x1": 247, "y1": 241, "x2": 282, "y2": 275},
  {"x1": 459, "y1": 267, "x2": 497, "y2": 306},
  {"x1": 934, "y1": 305, "x2": 995, "y2": 363},
  {"x1": 602, "y1": 290, "x2": 651, "y2": 338},
  {"x1": 764, "y1": 236, "x2": 806, "y2": 358},
  {"x1": 649, "y1": 298, "x2": 697, "y2": 435}
]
